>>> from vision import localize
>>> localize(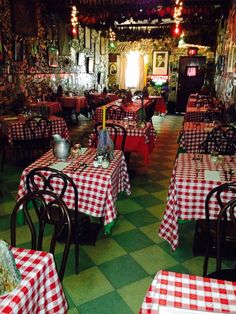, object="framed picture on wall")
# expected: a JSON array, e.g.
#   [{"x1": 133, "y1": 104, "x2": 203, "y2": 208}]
[
  {"x1": 14, "y1": 39, "x2": 23, "y2": 62},
  {"x1": 11, "y1": 0, "x2": 37, "y2": 36},
  {"x1": 48, "y1": 47, "x2": 59, "y2": 67},
  {"x1": 109, "y1": 63, "x2": 117, "y2": 75},
  {"x1": 153, "y1": 51, "x2": 168, "y2": 75},
  {"x1": 84, "y1": 27, "x2": 91, "y2": 49}
]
